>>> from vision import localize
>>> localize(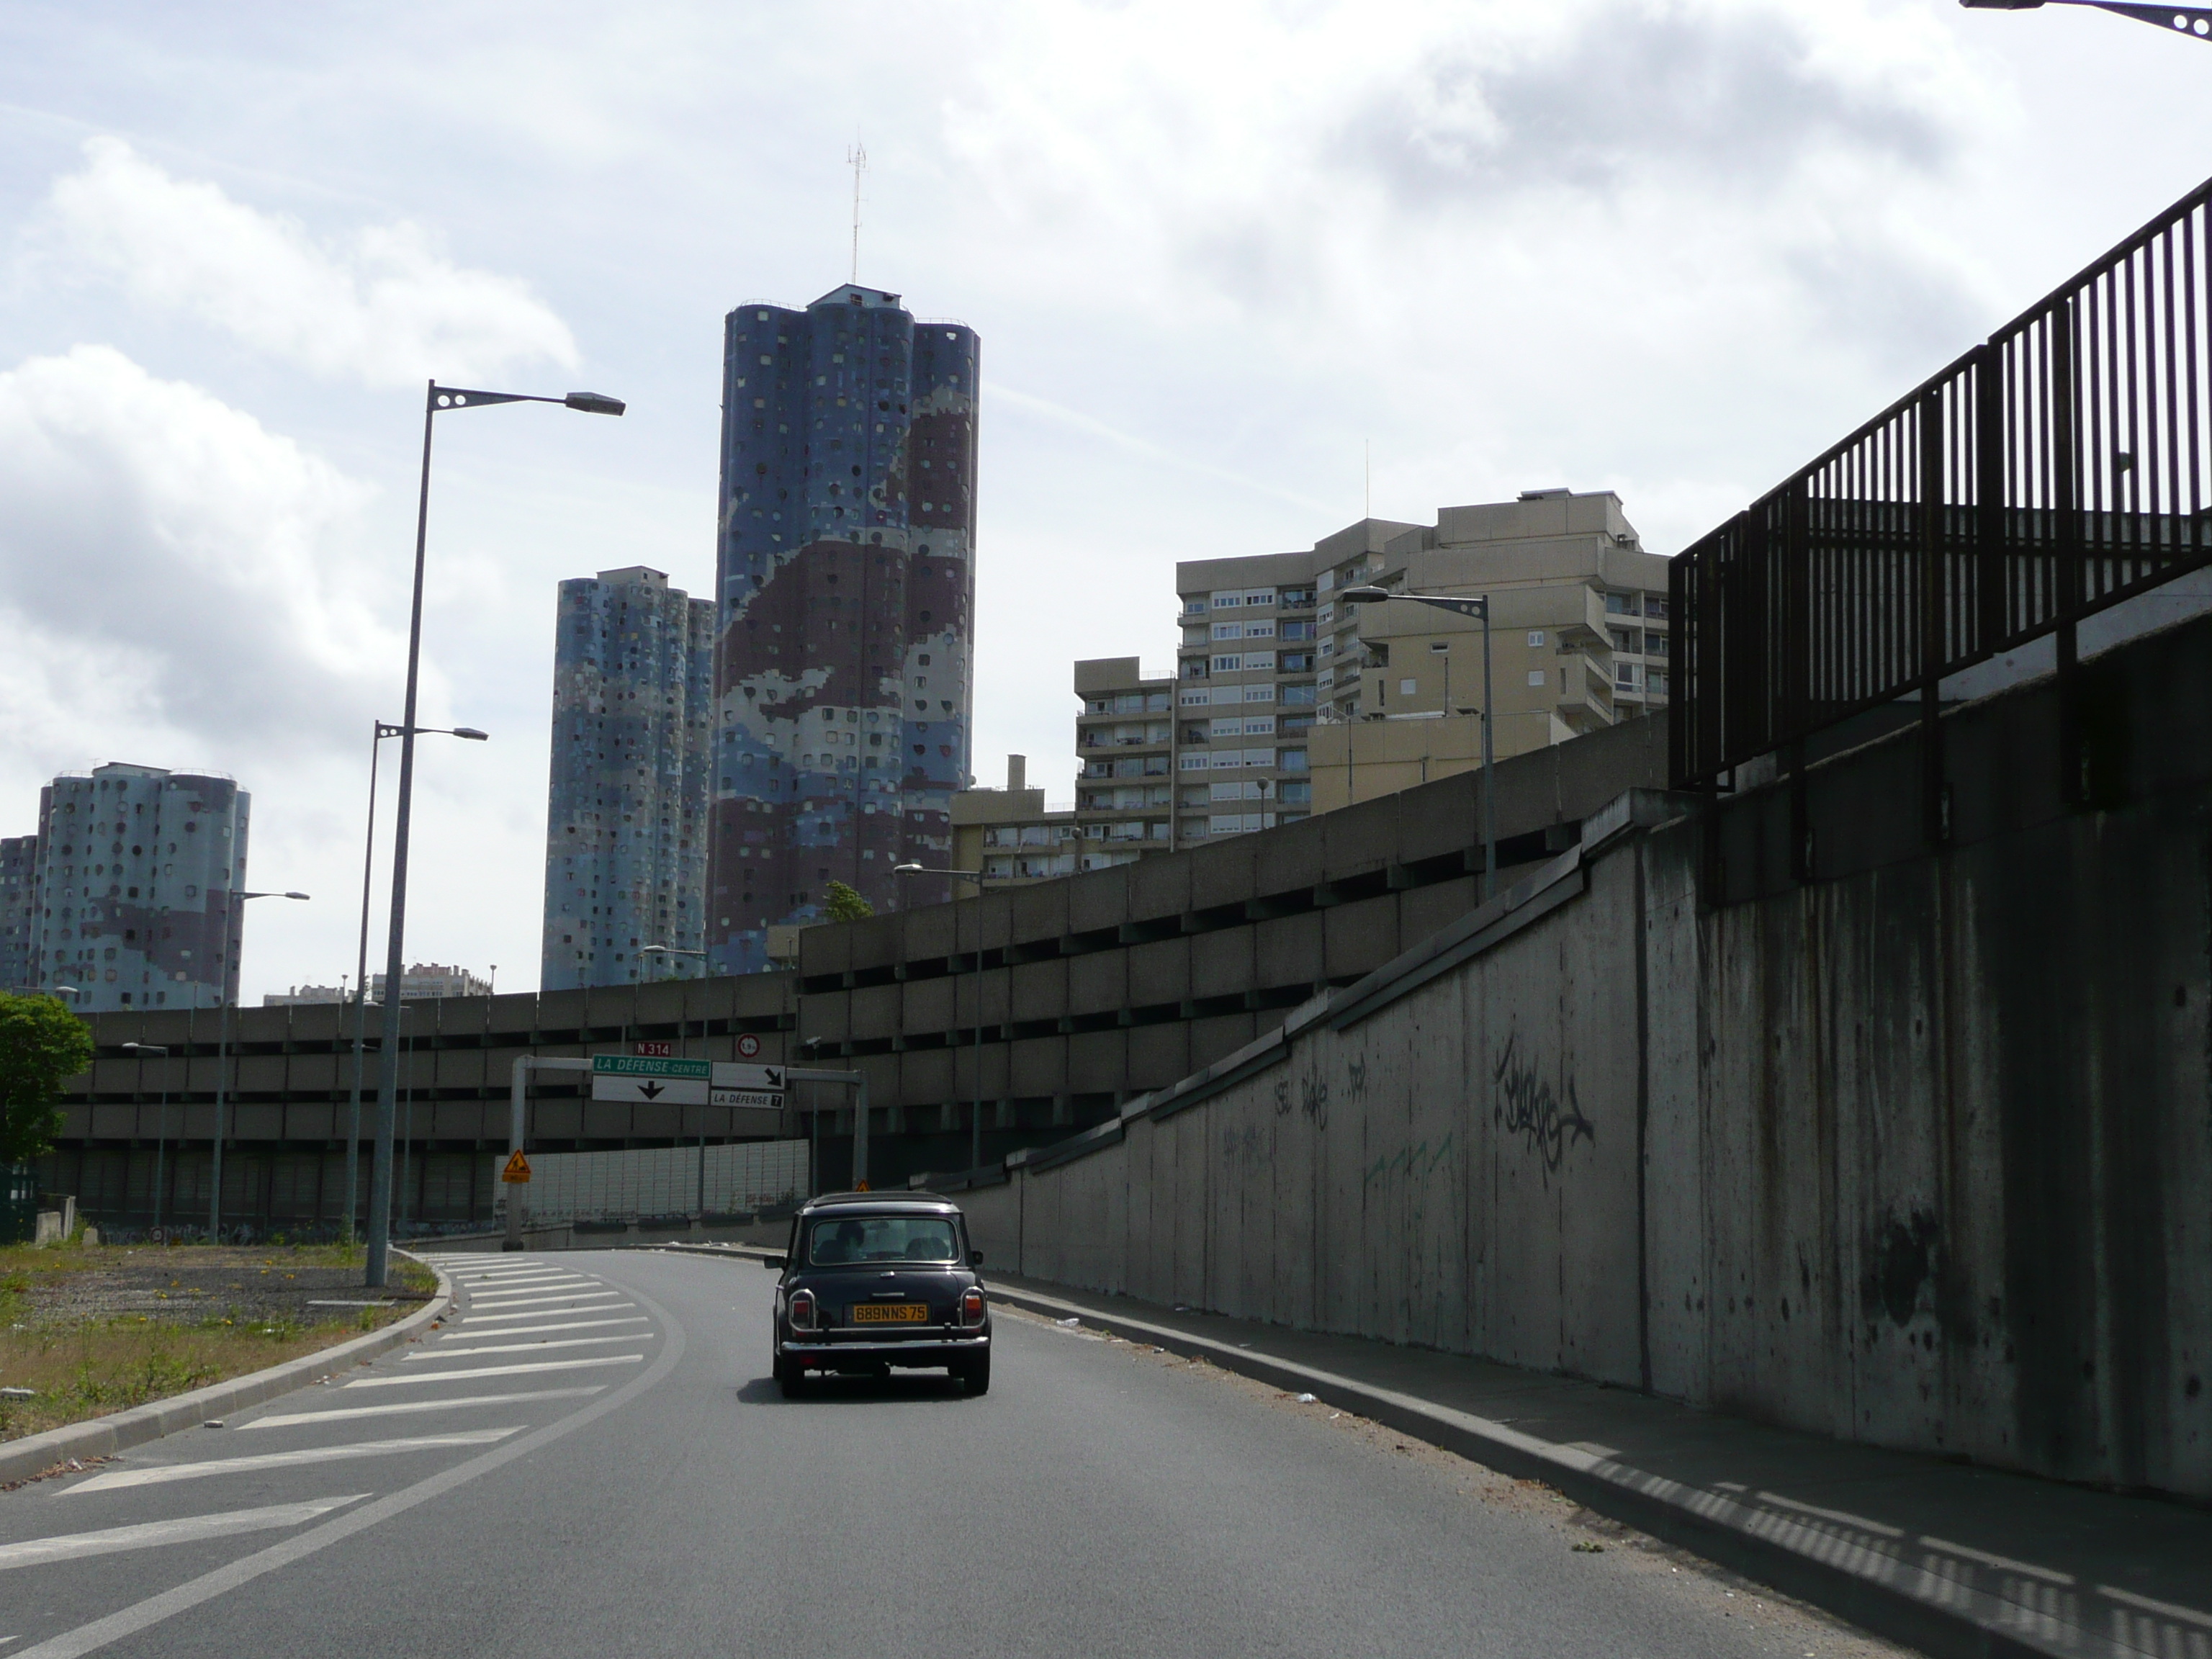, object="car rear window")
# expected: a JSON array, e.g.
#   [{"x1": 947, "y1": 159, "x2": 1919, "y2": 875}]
[{"x1": 807, "y1": 1215, "x2": 961, "y2": 1265}]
